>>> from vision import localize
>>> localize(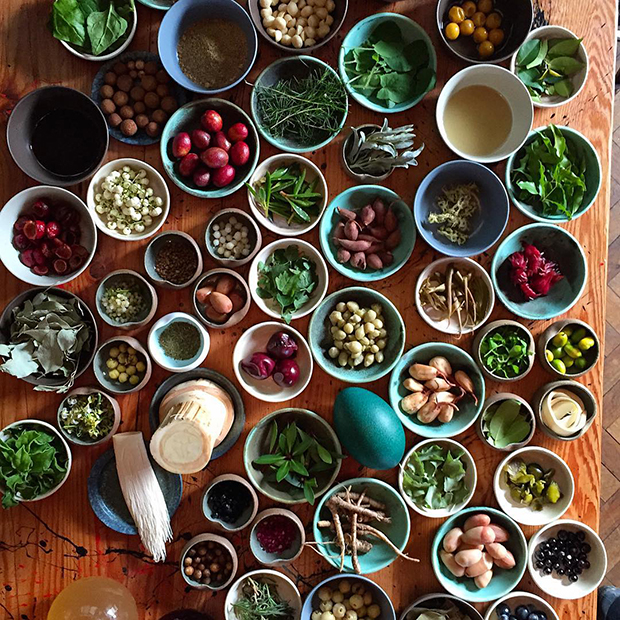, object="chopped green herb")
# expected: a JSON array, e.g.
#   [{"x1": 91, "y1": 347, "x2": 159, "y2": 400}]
[
  {"x1": 479, "y1": 325, "x2": 532, "y2": 379},
  {"x1": 59, "y1": 392, "x2": 115, "y2": 441},
  {"x1": 482, "y1": 399, "x2": 532, "y2": 449},
  {"x1": 231, "y1": 576, "x2": 295, "y2": 620},
  {"x1": 428, "y1": 183, "x2": 480, "y2": 246}
]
